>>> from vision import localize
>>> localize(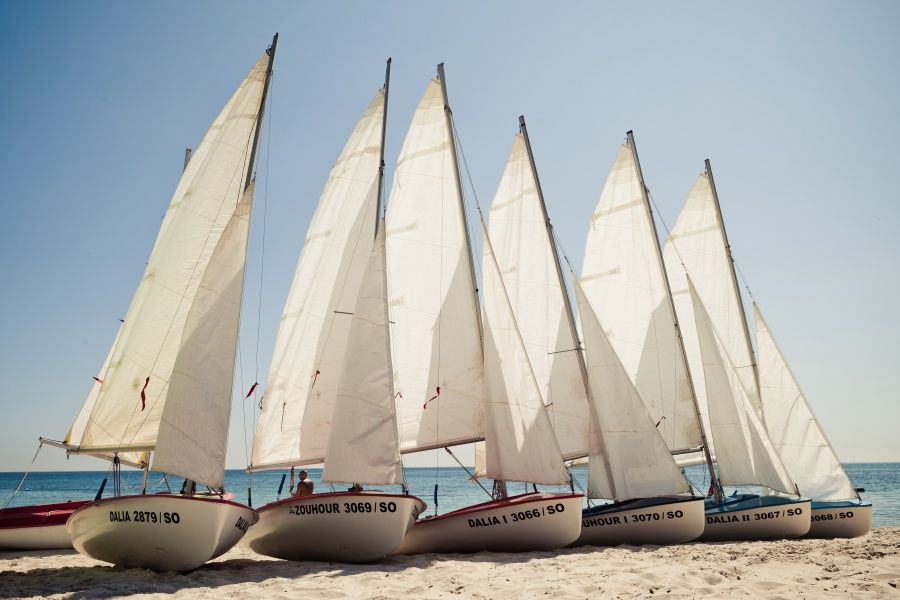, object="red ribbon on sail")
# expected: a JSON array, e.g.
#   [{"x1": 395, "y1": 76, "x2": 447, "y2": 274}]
[
  {"x1": 423, "y1": 386, "x2": 441, "y2": 409},
  {"x1": 244, "y1": 382, "x2": 258, "y2": 399},
  {"x1": 310, "y1": 369, "x2": 321, "y2": 388},
  {"x1": 139, "y1": 376, "x2": 150, "y2": 411}
]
